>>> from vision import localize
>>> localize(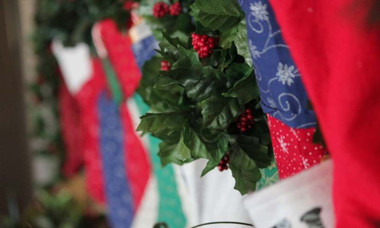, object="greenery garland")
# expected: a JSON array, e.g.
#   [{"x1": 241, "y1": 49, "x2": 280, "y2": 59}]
[{"x1": 136, "y1": 0, "x2": 273, "y2": 194}]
